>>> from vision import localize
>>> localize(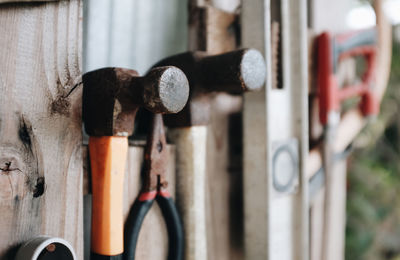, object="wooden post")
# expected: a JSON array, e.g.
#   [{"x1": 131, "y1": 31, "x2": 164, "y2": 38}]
[
  {"x1": 0, "y1": 0, "x2": 83, "y2": 258},
  {"x1": 322, "y1": 159, "x2": 347, "y2": 260},
  {"x1": 187, "y1": 2, "x2": 250, "y2": 259},
  {"x1": 242, "y1": 0, "x2": 309, "y2": 259}
]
